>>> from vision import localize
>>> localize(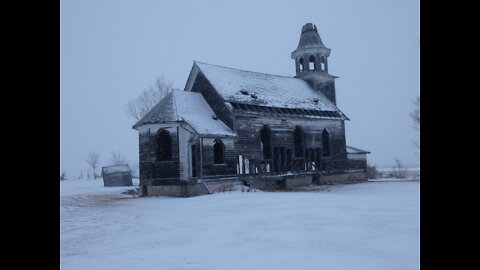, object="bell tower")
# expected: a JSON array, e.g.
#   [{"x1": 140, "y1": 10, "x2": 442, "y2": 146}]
[{"x1": 291, "y1": 23, "x2": 338, "y2": 105}]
